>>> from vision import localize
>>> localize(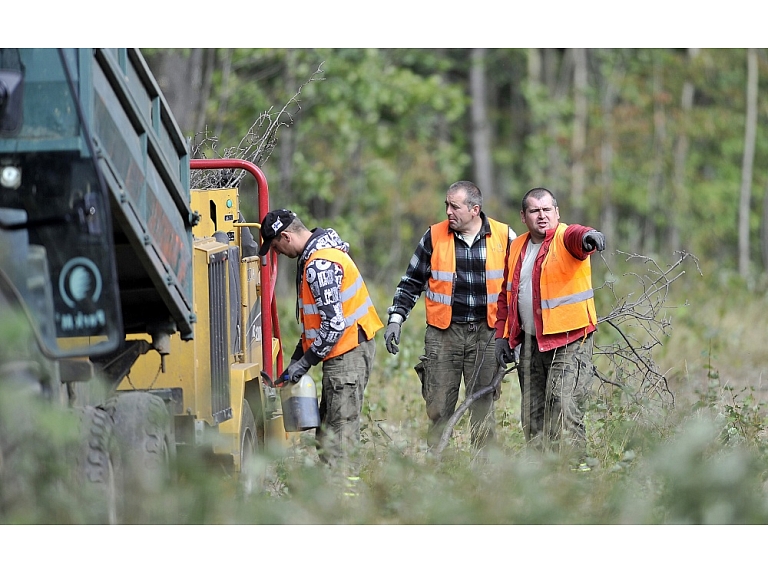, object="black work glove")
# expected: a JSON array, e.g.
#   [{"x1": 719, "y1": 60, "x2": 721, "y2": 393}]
[
  {"x1": 583, "y1": 230, "x2": 606, "y2": 252},
  {"x1": 384, "y1": 321, "x2": 402, "y2": 355},
  {"x1": 279, "y1": 356, "x2": 311, "y2": 384},
  {"x1": 495, "y1": 338, "x2": 515, "y2": 367}
]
